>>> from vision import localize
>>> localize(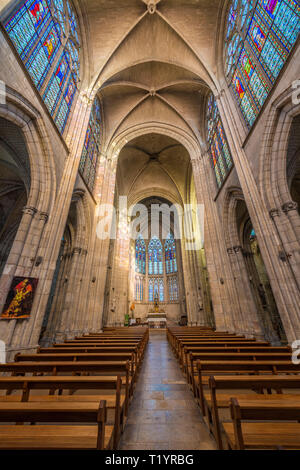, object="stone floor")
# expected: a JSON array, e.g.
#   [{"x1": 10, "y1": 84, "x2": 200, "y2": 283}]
[{"x1": 119, "y1": 330, "x2": 216, "y2": 450}]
